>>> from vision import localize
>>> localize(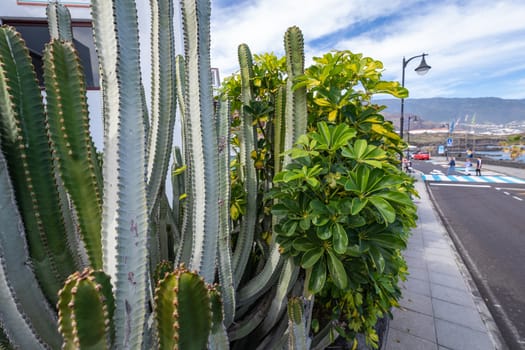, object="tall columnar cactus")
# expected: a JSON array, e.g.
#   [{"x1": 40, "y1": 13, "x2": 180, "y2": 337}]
[
  {"x1": 232, "y1": 43, "x2": 258, "y2": 286},
  {"x1": 146, "y1": 0, "x2": 177, "y2": 211},
  {"x1": 0, "y1": 0, "x2": 414, "y2": 348},
  {"x1": 90, "y1": 0, "x2": 149, "y2": 347},
  {"x1": 44, "y1": 39, "x2": 104, "y2": 270},
  {"x1": 283, "y1": 26, "x2": 307, "y2": 157},
  {"x1": 0, "y1": 25, "x2": 78, "y2": 304},
  {"x1": 0, "y1": 149, "x2": 61, "y2": 349}
]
